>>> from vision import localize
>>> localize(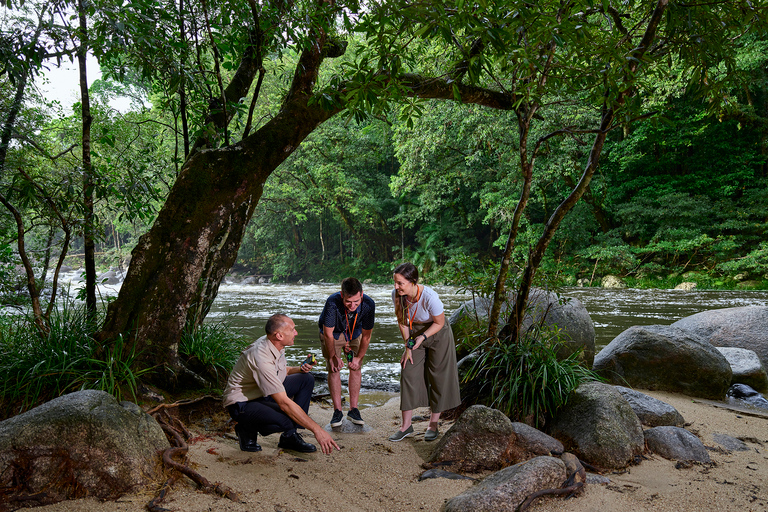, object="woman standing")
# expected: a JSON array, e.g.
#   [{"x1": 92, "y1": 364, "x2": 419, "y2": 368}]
[{"x1": 389, "y1": 262, "x2": 461, "y2": 442}]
